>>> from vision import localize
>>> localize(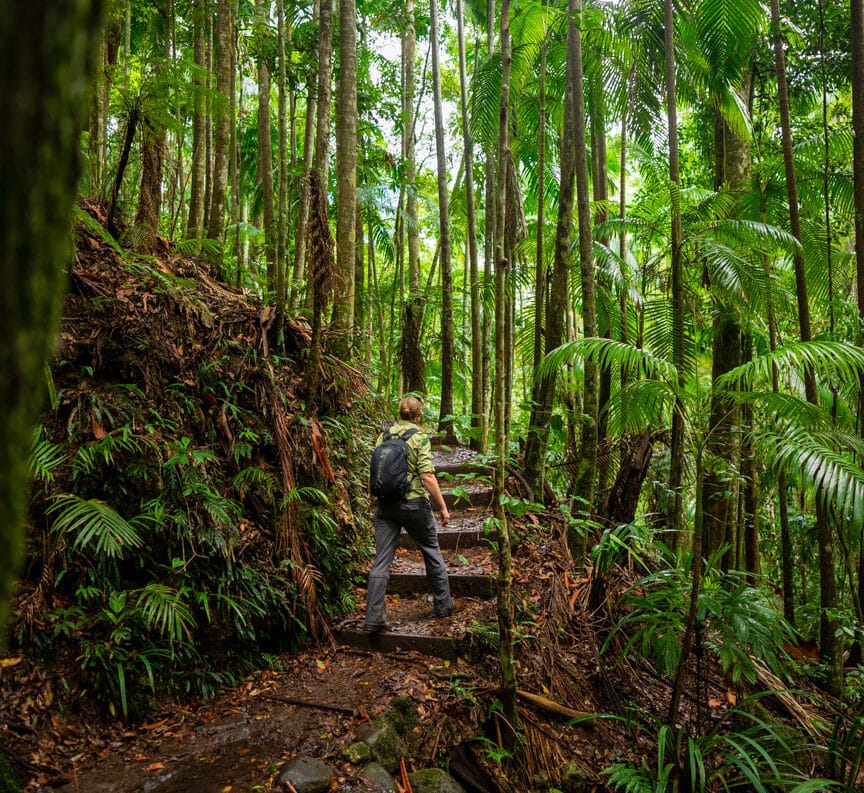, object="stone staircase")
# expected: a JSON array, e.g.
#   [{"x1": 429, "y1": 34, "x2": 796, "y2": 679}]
[{"x1": 336, "y1": 446, "x2": 498, "y2": 660}]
